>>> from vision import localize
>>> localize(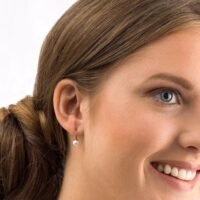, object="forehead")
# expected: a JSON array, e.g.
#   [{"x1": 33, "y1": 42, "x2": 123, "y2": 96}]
[
  {"x1": 89, "y1": 27, "x2": 200, "y2": 117},
  {"x1": 105, "y1": 27, "x2": 200, "y2": 84}
]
